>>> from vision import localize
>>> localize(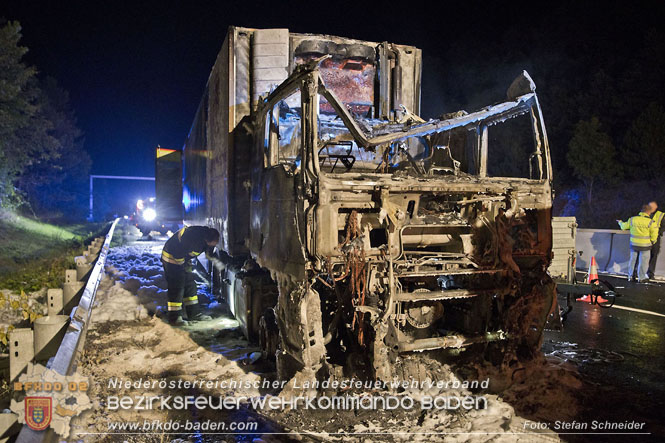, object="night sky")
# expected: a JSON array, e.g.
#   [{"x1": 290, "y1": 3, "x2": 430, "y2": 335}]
[{"x1": 2, "y1": 1, "x2": 663, "y2": 213}]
